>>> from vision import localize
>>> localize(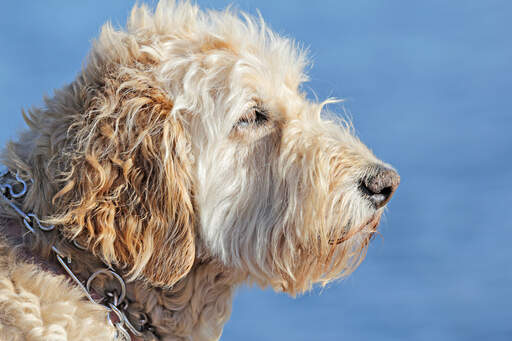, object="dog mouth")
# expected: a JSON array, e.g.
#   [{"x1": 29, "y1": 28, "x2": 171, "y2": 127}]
[{"x1": 328, "y1": 214, "x2": 381, "y2": 245}]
